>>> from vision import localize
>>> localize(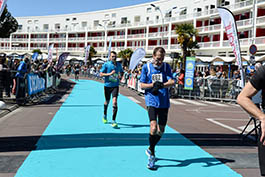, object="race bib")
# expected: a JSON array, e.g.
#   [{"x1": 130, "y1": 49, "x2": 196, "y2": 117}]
[
  {"x1": 109, "y1": 73, "x2": 118, "y2": 83},
  {"x1": 151, "y1": 73, "x2": 163, "y2": 83}
]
